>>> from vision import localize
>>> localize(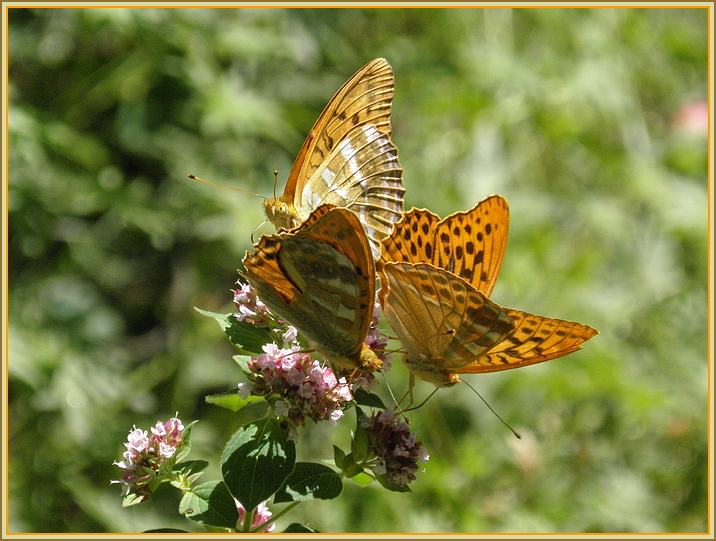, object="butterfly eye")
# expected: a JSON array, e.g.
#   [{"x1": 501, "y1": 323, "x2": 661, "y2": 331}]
[{"x1": 275, "y1": 202, "x2": 289, "y2": 217}]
